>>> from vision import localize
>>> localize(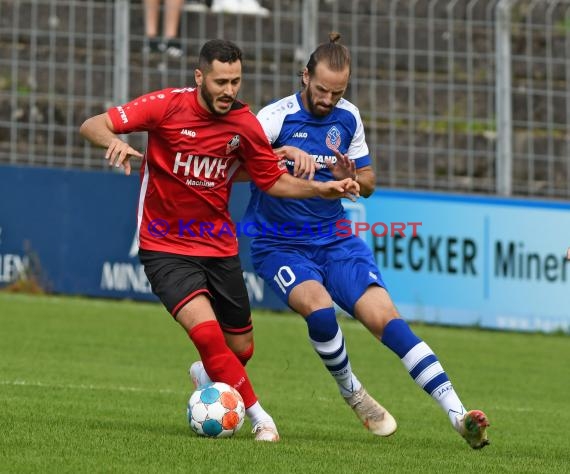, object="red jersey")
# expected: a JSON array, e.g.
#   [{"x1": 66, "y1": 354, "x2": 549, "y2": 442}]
[{"x1": 108, "y1": 87, "x2": 286, "y2": 257}]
